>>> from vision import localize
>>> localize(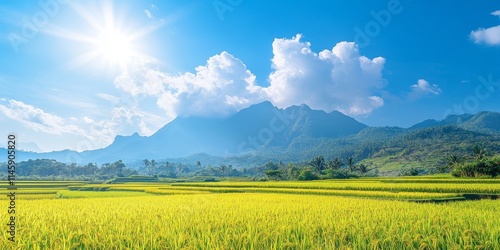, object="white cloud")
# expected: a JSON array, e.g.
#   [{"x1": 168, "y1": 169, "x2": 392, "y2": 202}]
[
  {"x1": 0, "y1": 99, "x2": 83, "y2": 135},
  {"x1": 265, "y1": 34, "x2": 386, "y2": 115},
  {"x1": 115, "y1": 52, "x2": 266, "y2": 118},
  {"x1": 470, "y1": 11, "x2": 500, "y2": 46},
  {"x1": 408, "y1": 79, "x2": 442, "y2": 99},
  {"x1": 471, "y1": 26, "x2": 500, "y2": 45},
  {"x1": 0, "y1": 98, "x2": 164, "y2": 151}
]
